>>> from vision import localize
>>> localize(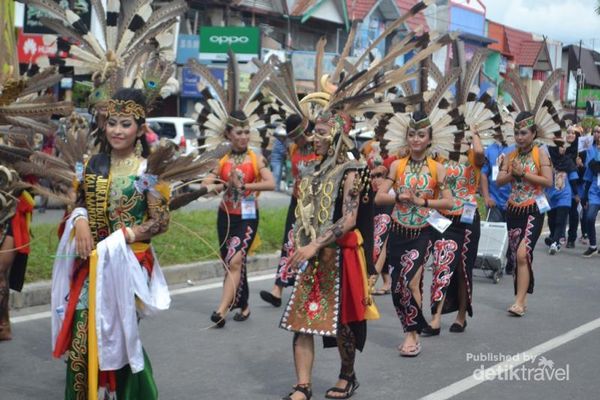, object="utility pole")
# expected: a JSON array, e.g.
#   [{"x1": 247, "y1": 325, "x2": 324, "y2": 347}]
[{"x1": 574, "y1": 39, "x2": 583, "y2": 123}]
